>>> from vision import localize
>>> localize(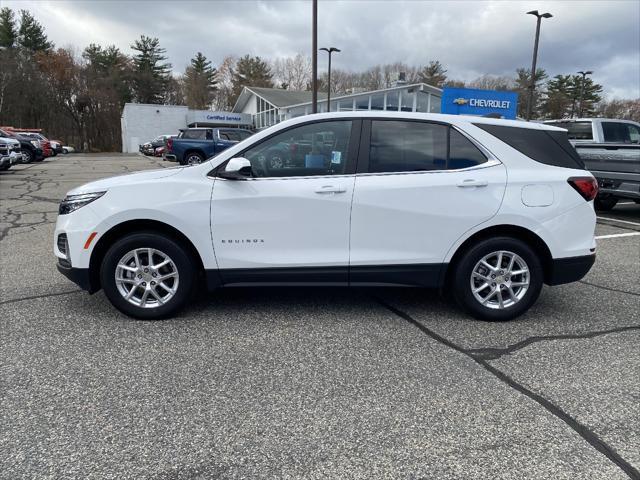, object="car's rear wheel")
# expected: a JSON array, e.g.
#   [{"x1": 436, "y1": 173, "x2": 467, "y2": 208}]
[
  {"x1": 100, "y1": 232, "x2": 196, "y2": 319},
  {"x1": 185, "y1": 152, "x2": 204, "y2": 166},
  {"x1": 452, "y1": 237, "x2": 543, "y2": 321}
]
